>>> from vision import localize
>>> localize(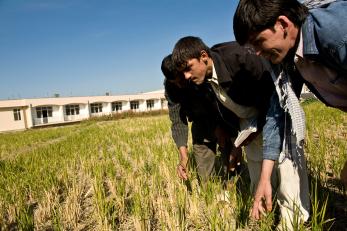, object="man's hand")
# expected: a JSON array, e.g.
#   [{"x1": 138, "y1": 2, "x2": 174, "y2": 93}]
[
  {"x1": 177, "y1": 163, "x2": 188, "y2": 180},
  {"x1": 251, "y1": 159, "x2": 275, "y2": 220},
  {"x1": 251, "y1": 178, "x2": 272, "y2": 220},
  {"x1": 215, "y1": 126, "x2": 243, "y2": 173},
  {"x1": 177, "y1": 146, "x2": 189, "y2": 180},
  {"x1": 228, "y1": 146, "x2": 242, "y2": 172}
]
